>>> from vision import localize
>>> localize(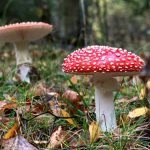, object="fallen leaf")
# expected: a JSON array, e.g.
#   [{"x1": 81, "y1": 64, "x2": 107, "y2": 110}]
[
  {"x1": 128, "y1": 107, "x2": 148, "y2": 118},
  {"x1": 2, "y1": 135, "x2": 38, "y2": 150},
  {"x1": 0, "y1": 116, "x2": 10, "y2": 124},
  {"x1": 62, "y1": 89, "x2": 81, "y2": 103},
  {"x1": 146, "y1": 79, "x2": 150, "y2": 89},
  {"x1": 62, "y1": 90, "x2": 84, "y2": 114},
  {"x1": 60, "y1": 109, "x2": 77, "y2": 127},
  {"x1": 31, "y1": 103, "x2": 45, "y2": 115},
  {"x1": 116, "y1": 96, "x2": 138, "y2": 105},
  {"x1": 139, "y1": 87, "x2": 147, "y2": 100},
  {"x1": 47, "y1": 126, "x2": 66, "y2": 149},
  {"x1": 48, "y1": 93, "x2": 62, "y2": 116},
  {"x1": 0, "y1": 101, "x2": 8, "y2": 111},
  {"x1": 30, "y1": 81, "x2": 49, "y2": 96},
  {"x1": 26, "y1": 92, "x2": 60, "y2": 115},
  {"x1": 49, "y1": 101, "x2": 61, "y2": 116},
  {"x1": 89, "y1": 121, "x2": 101, "y2": 144},
  {"x1": 0, "y1": 101, "x2": 17, "y2": 113},
  {"x1": 3, "y1": 122, "x2": 19, "y2": 140},
  {"x1": 70, "y1": 75, "x2": 78, "y2": 84},
  {"x1": 146, "y1": 109, "x2": 150, "y2": 118}
]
